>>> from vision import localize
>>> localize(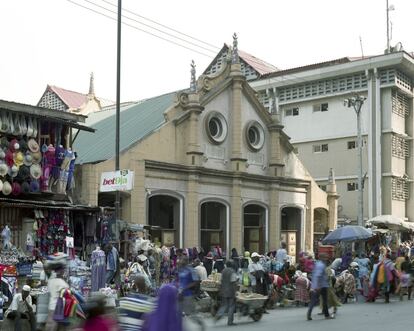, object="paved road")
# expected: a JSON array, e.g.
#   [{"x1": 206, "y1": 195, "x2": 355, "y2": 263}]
[{"x1": 185, "y1": 297, "x2": 414, "y2": 331}]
